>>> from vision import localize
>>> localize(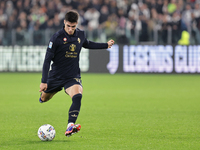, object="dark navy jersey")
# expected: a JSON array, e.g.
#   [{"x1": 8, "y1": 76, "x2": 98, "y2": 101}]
[{"x1": 41, "y1": 27, "x2": 108, "y2": 83}]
